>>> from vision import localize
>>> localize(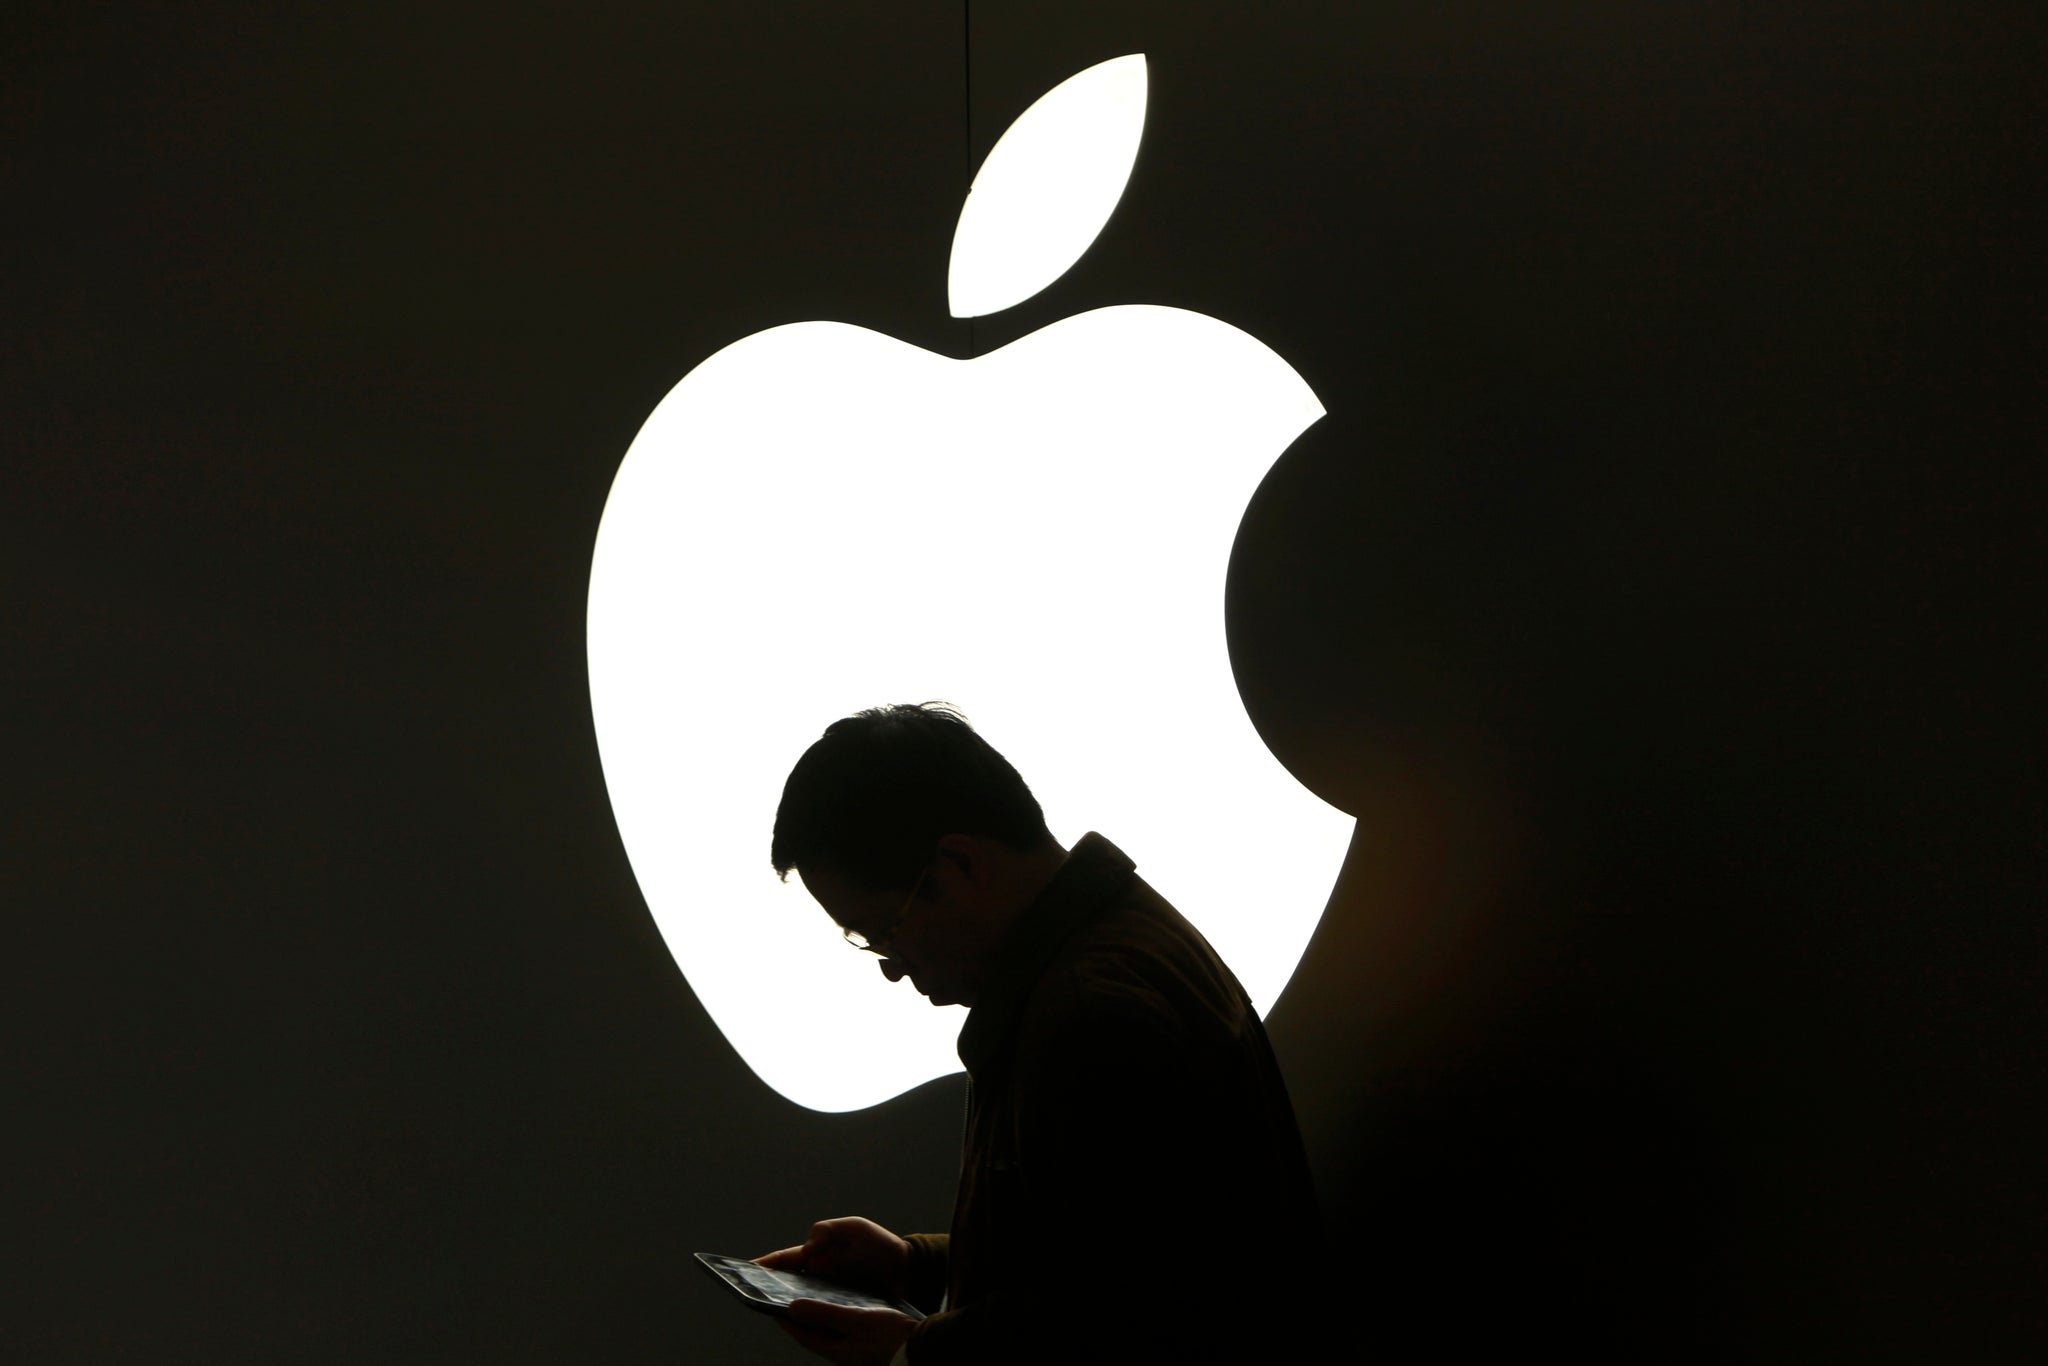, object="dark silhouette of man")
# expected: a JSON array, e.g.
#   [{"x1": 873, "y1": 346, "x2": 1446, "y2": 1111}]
[{"x1": 754, "y1": 702, "x2": 1321, "y2": 1366}]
